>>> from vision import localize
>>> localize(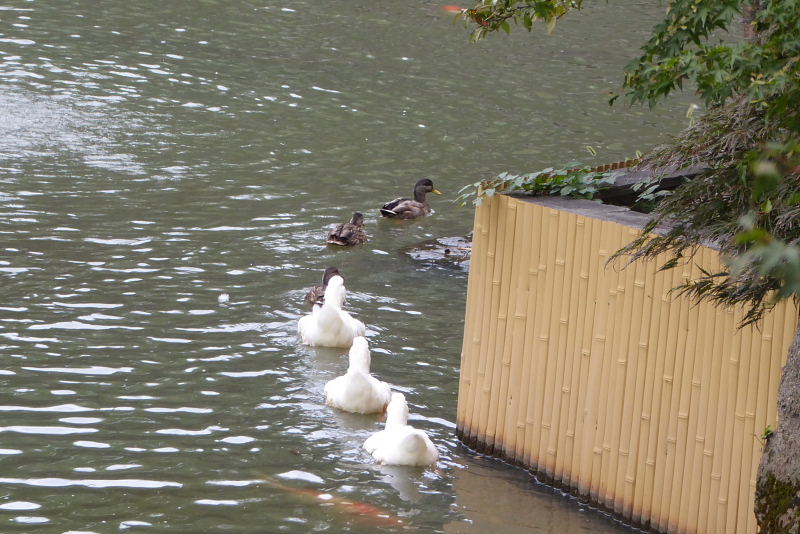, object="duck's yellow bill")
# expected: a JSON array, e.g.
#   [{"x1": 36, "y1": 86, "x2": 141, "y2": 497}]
[{"x1": 432, "y1": 188, "x2": 442, "y2": 195}]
